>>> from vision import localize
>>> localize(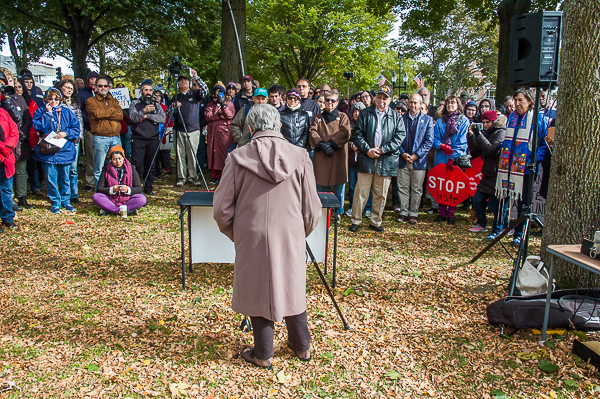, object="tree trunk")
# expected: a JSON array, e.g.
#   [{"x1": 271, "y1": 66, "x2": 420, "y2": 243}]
[
  {"x1": 495, "y1": 0, "x2": 531, "y2": 106},
  {"x1": 99, "y1": 45, "x2": 106, "y2": 76},
  {"x1": 220, "y1": 0, "x2": 247, "y2": 84},
  {"x1": 6, "y1": 32, "x2": 28, "y2": 73},
  {"x1": 71, "y1": 38, "x2": 91, "y2": 80},
  {"x1": 541, "y1": 0, "x2": 600, "y2": 288}
]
